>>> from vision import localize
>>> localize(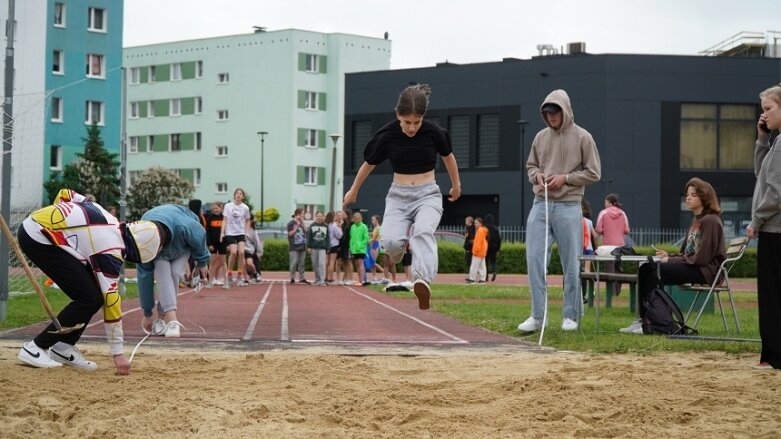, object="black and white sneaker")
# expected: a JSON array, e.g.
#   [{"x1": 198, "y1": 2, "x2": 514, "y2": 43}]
[
  {"x1": 49, "y1": 342, "x2": 97, "y2": 371},
  {"x1": 18, "y1": 341, "x2": 62, "y2": 368}
]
